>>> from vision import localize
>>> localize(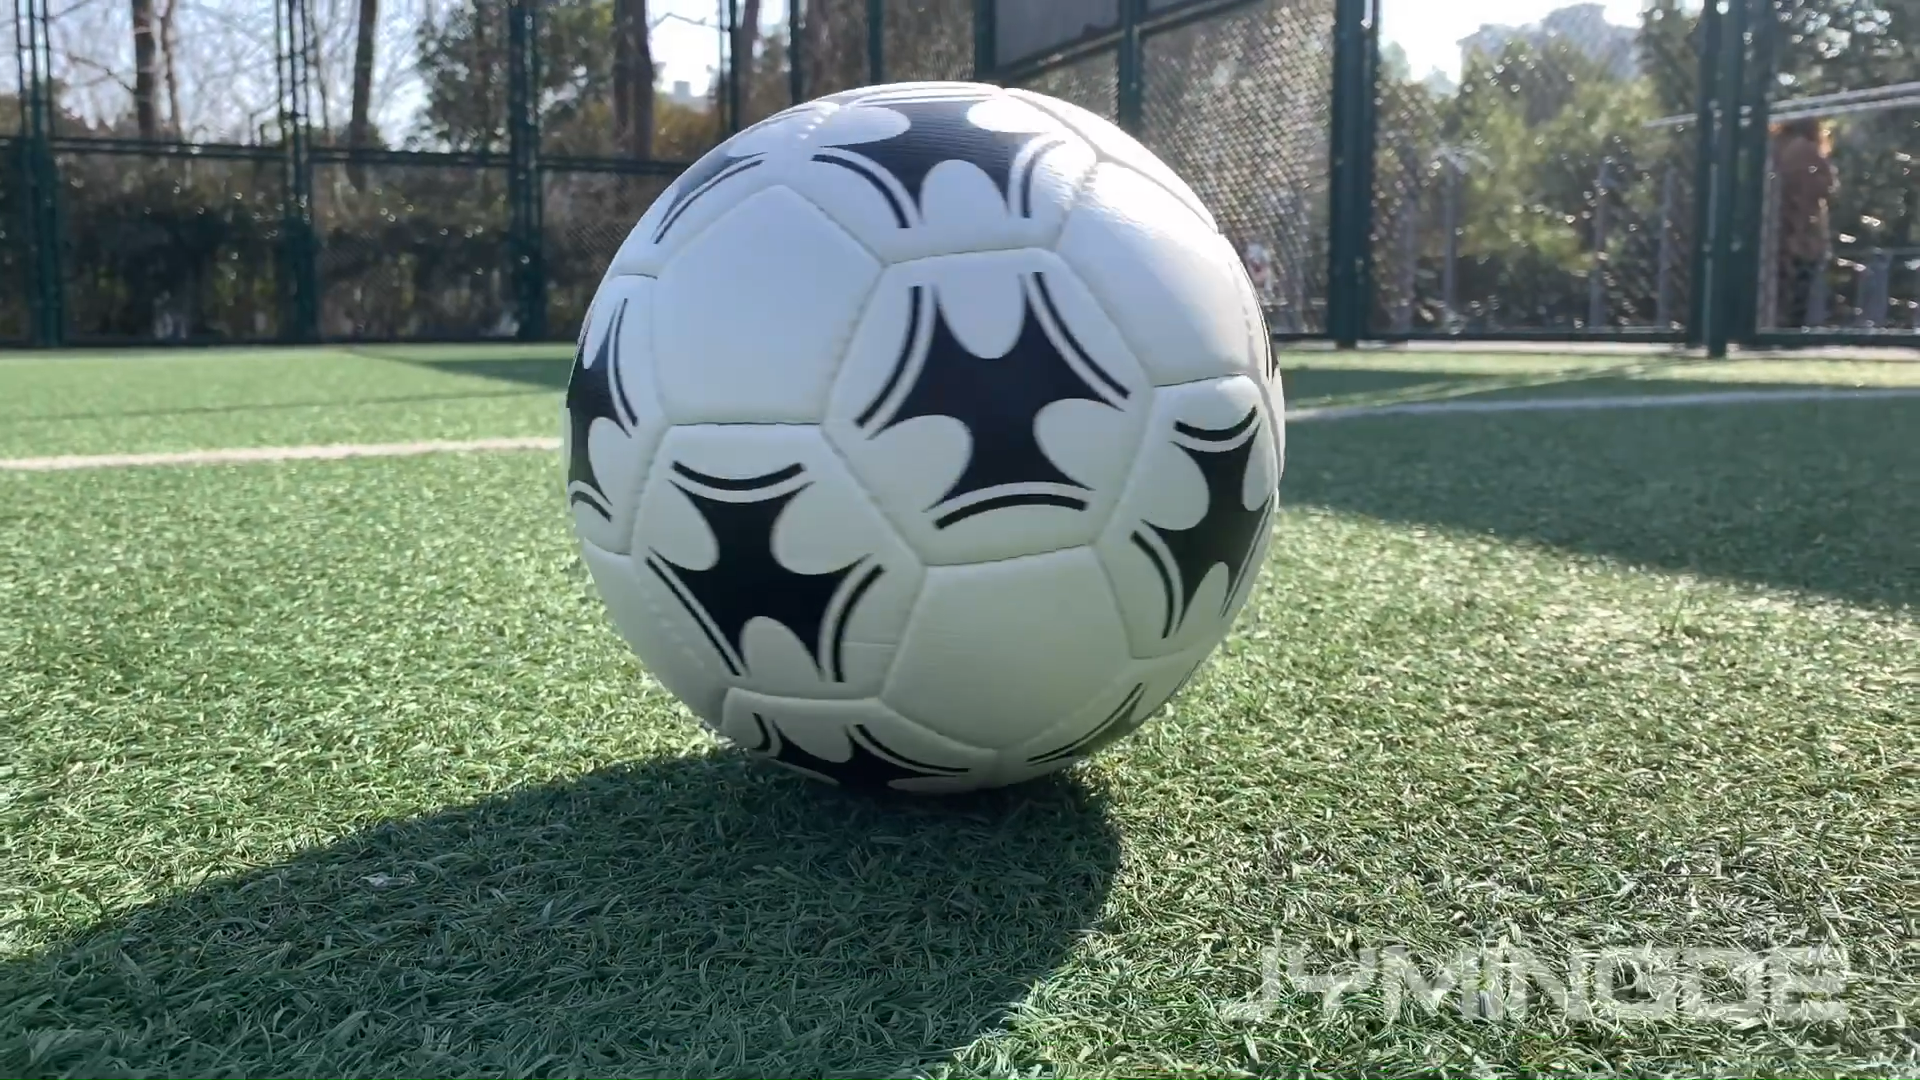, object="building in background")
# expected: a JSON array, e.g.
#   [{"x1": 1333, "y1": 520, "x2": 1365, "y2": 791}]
[
  {"x1": 1458, "y1": 3, "x2": 1636, "y2": 80},
  {"x1": 665, "y1": 78, "x2": 713, "y2": 113}
]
